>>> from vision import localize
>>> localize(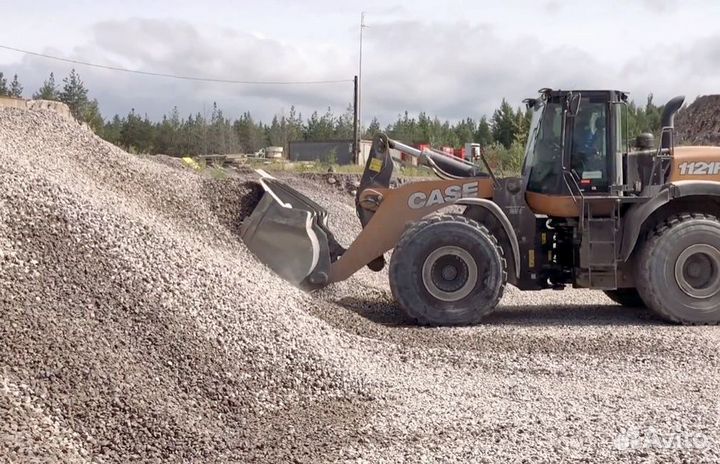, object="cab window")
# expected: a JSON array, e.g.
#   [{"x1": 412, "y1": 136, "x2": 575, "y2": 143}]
[
  {"x1": 570, "y1": 99, "x2": 609, "y2": 191},
  {"x1": 524, "y1": 100, "x2": 564, "y2": 193}
]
